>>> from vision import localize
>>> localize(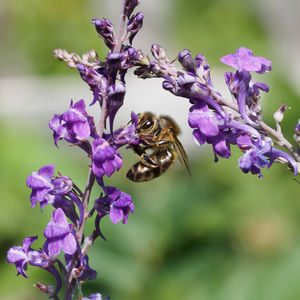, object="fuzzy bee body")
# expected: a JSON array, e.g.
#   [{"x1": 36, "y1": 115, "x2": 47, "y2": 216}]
[
  {"x1": 126, "y1": 148, "x2": 177, "y2": 182},
  {"x1": 126, "y1": 112, "x2": 189, "y2": 182}
]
